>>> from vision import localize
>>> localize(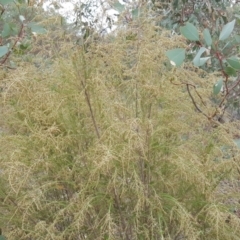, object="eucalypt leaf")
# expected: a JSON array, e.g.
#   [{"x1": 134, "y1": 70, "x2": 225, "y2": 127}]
[
  {"x1": 180, "y1": 22, "x2": 199, "y2": 41},
  {"x1": 0, "y1": 46, "x2": 8, "y2": 58},
  {"x1": 203, "y1": 28, "x2": 212, "y2": 46},
  {"x1": 193, "y1": 47, "x2": 211, "y2": 67},
  {"x1": 165, "y1": 48, "x2": 185, "y2": 67},
  {"x1": 219, "y1": 19, "x2": 236, "y2": 41},
  {"x1": 224, "y1": 66, "x2": 237, "y2": 77},
  {"x1": 226, "y1": 56, "x2": 240, "y2": 70},
  {"x1": 213, "y1": 79, "x2": 223, "y2": 95},
  {"x1": 2, "y1": 22, "x2": 17, "y2": 38},
  {"x1": 27, "y1": 22, "x2": 47, "y2": 34},
  {"x1": 0, "y1": 0, "x2": 14, "y2": 5}
]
